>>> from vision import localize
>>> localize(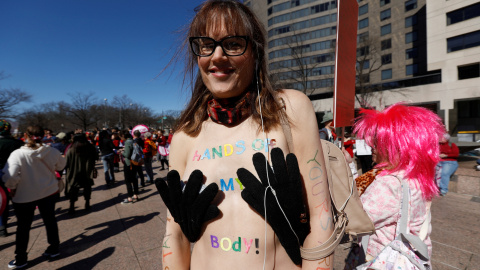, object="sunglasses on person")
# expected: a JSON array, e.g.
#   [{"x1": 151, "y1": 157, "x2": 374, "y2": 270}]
[{"x1": 189, "y1": 36, "x2": 249, "y2": 57}]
